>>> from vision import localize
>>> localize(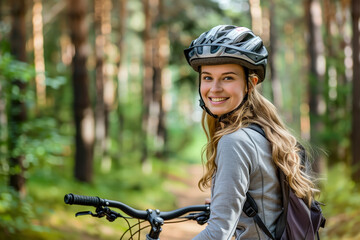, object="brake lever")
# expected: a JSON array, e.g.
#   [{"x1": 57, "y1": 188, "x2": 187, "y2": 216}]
[
  {"x1": 75, "y1": 207, "x2": 106, "y2": 218},
  {"x1": 75, "y1": 206, "x2": 121, "y2": 222},
  {"x1": 75, "y1": 211, "x2": 98, "y2": 217},
  {"x1": 183, "y1": 211, "x2": 210, "y2": 225}
]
